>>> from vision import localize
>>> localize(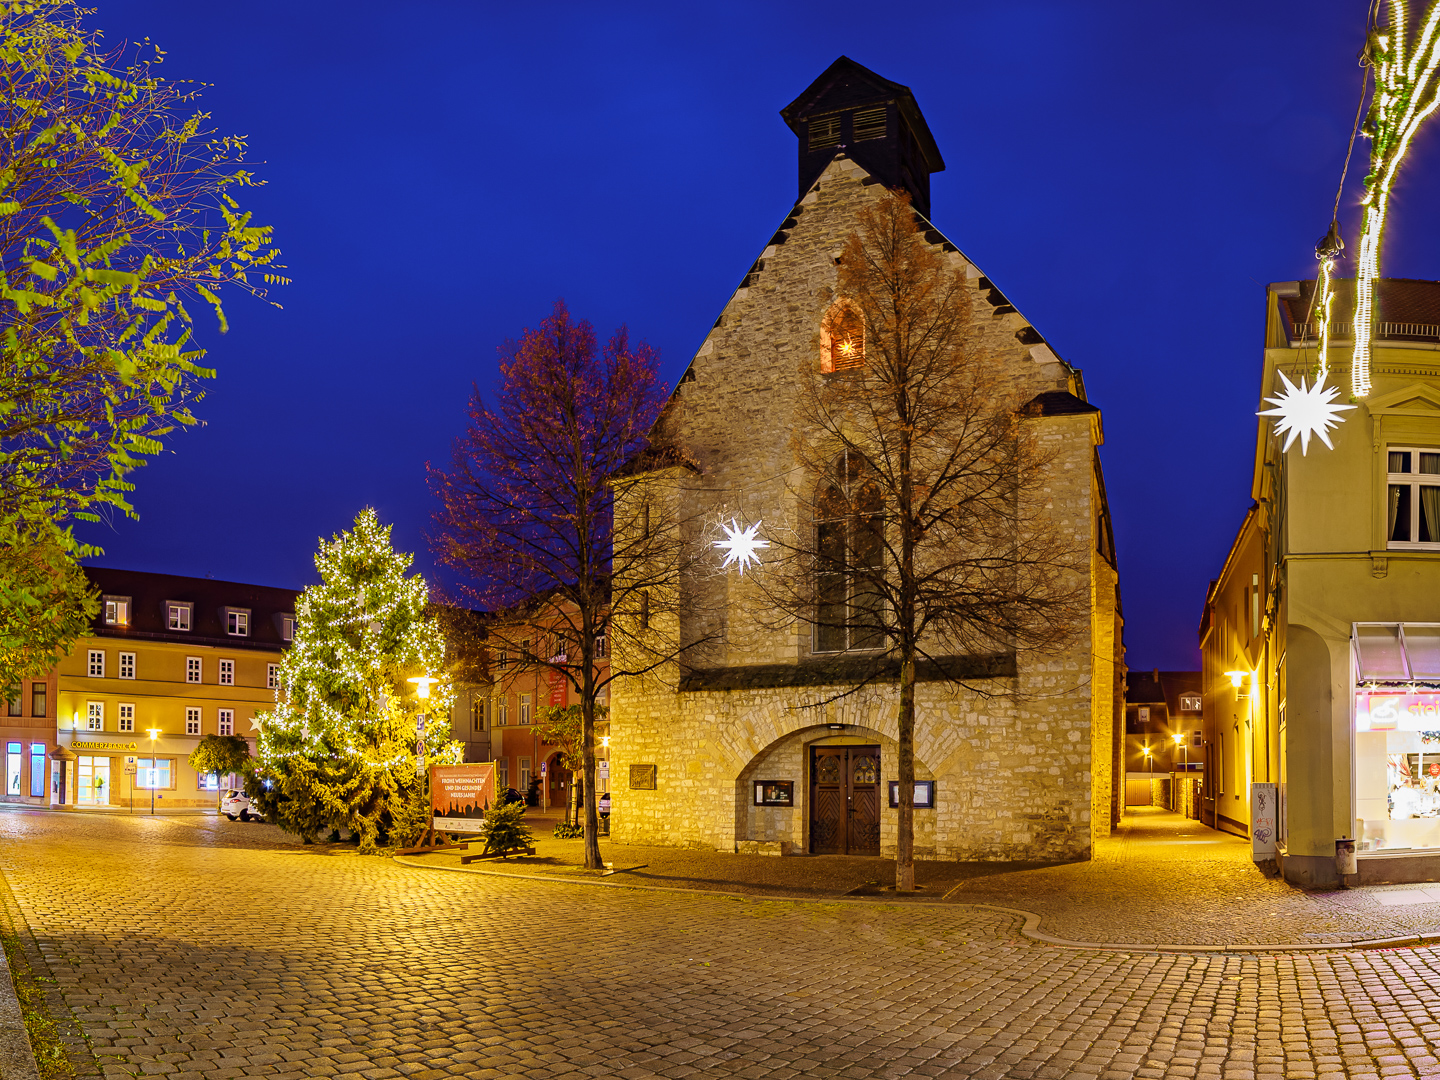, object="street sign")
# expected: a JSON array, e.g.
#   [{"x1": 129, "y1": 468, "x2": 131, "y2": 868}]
[
  {"x1": 598, "y1": 760, "x2": 609, "y2": 779},
  {"x1": 124, "y1": 756, "x2": 136, "y2": 766},
  {"x1": 540, "y1": 761, "x2": 547, "y2": 775},
  {"x1": 416, "y1": 714, "x2": 425, "y2": 734}
]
